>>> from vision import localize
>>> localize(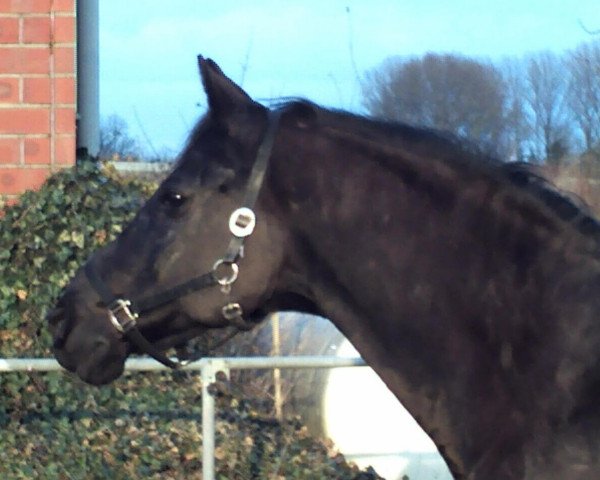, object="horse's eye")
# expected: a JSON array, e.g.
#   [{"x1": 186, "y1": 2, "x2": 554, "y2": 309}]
[{"x1": 159, "y1": 190, "x2": 187, "y2": 209}]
